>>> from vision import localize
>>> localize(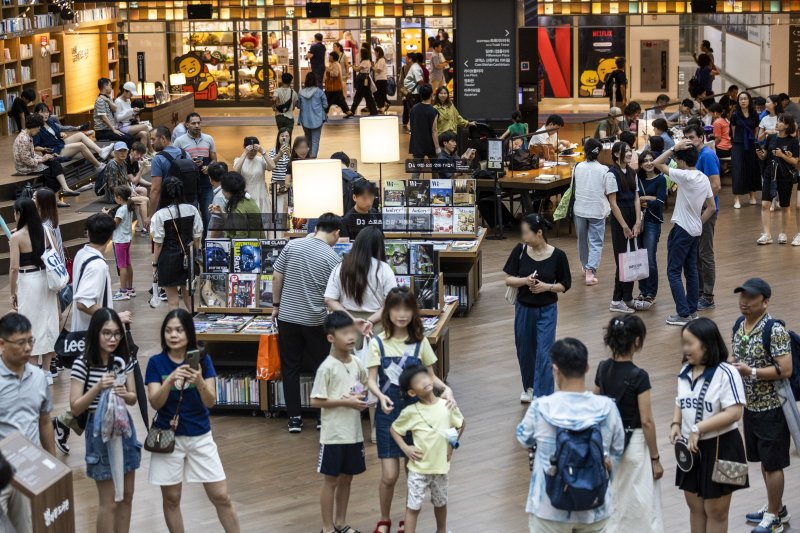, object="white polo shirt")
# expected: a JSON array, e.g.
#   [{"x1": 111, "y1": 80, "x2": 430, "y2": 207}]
[
  {"x1": 71, "y1": 245, "x2": 113, "y2": 332},
  {"x1": 675, "y1": 362, "x2": 745, "y2": 440},
  {"x1": 669, "y1": 167, "x2": 713, "y2": 237}
]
